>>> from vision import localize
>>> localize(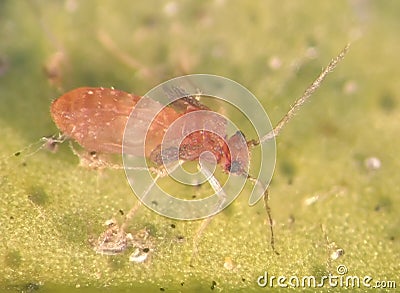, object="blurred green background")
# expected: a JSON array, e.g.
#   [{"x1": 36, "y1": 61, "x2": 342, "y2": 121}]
[{"x1": 0, "y1": 1, "x2": 399, "y2": 292}]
